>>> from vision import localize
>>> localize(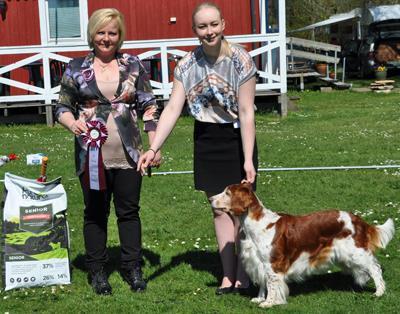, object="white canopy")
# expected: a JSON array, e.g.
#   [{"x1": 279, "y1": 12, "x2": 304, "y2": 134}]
[
  {"x1": 291, "y1": 5, "x2": 400, "y2": 33},
  {"x1": 291, "y1": 8, "x2": 361, "y2": 33},
  {"x1": 366, "y1": 5, "x2": 400, "y2": 24}
]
